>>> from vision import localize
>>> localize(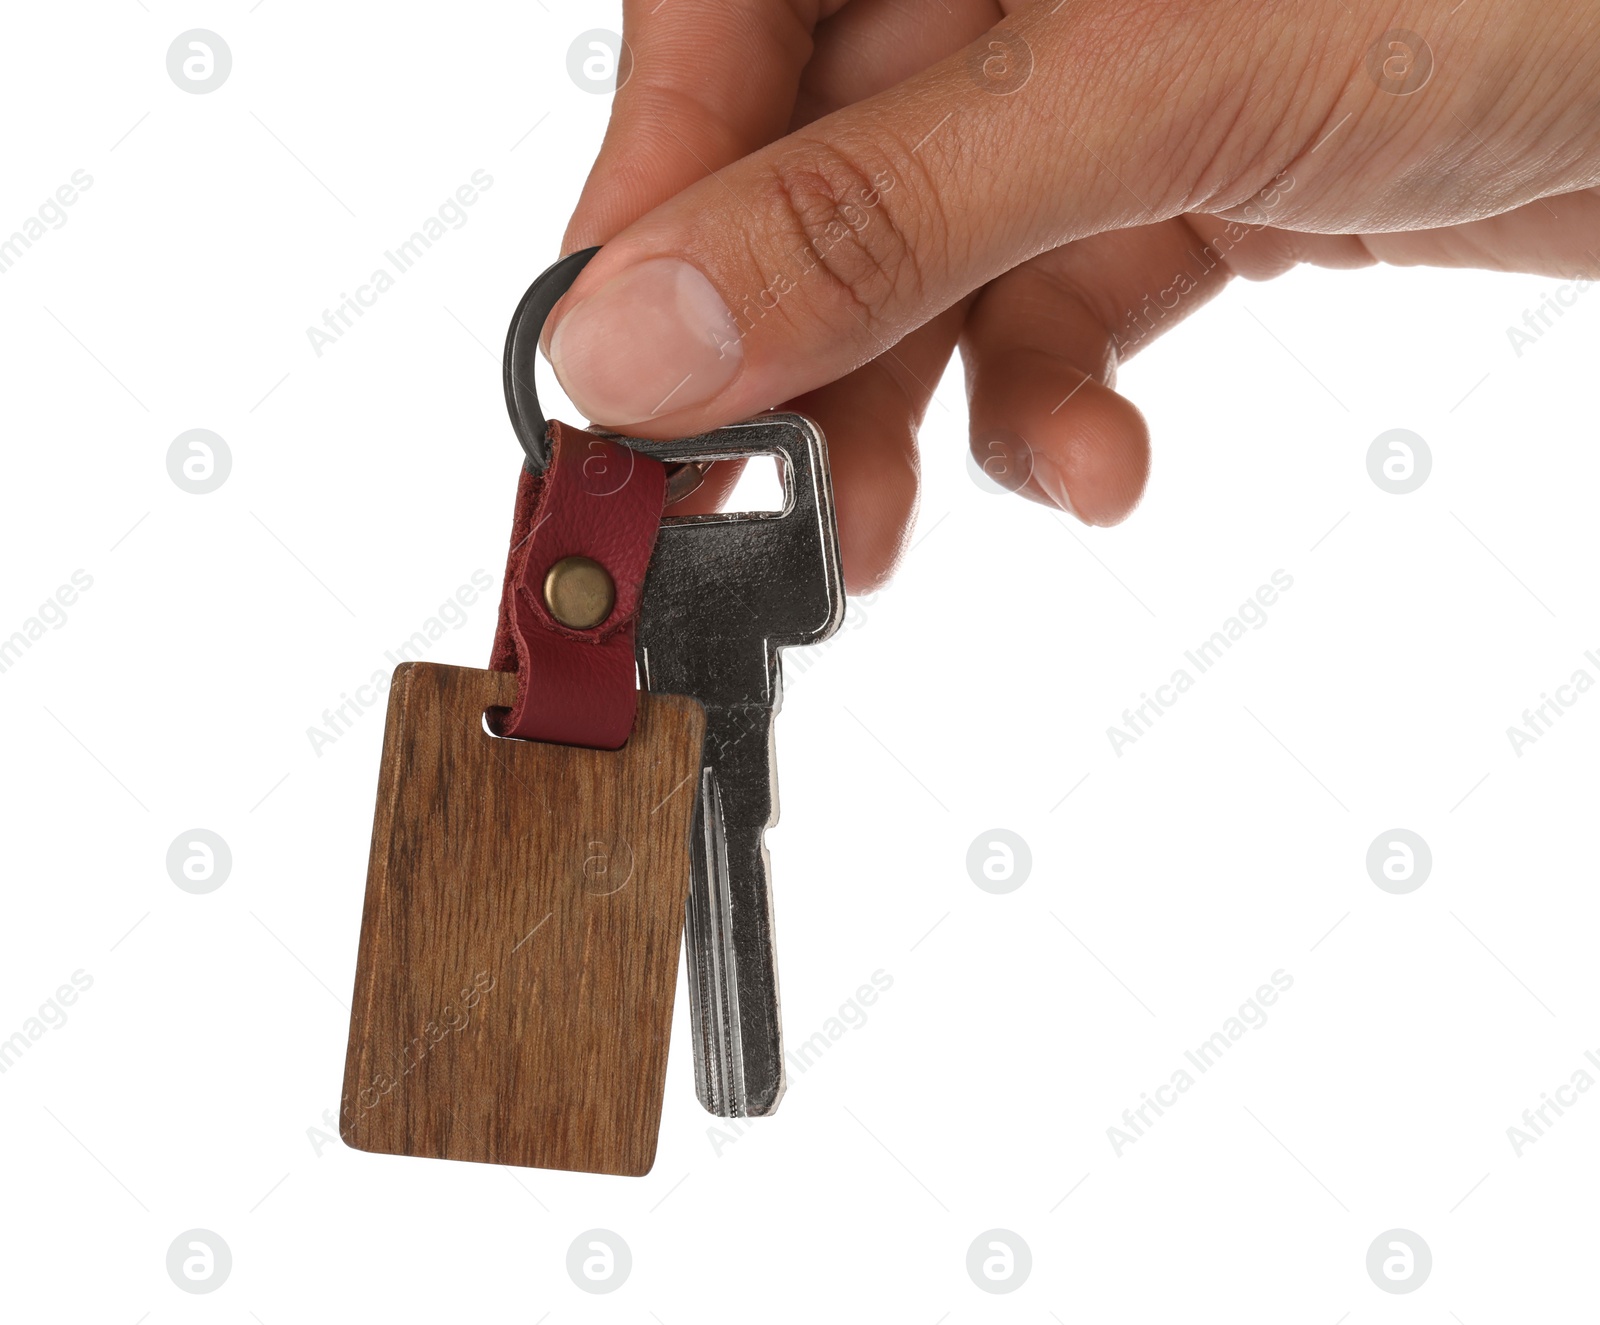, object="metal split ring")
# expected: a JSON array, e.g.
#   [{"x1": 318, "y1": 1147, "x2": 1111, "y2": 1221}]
[{"x1": 503, "y1": 246, "x2": 708, "y2": 503}]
